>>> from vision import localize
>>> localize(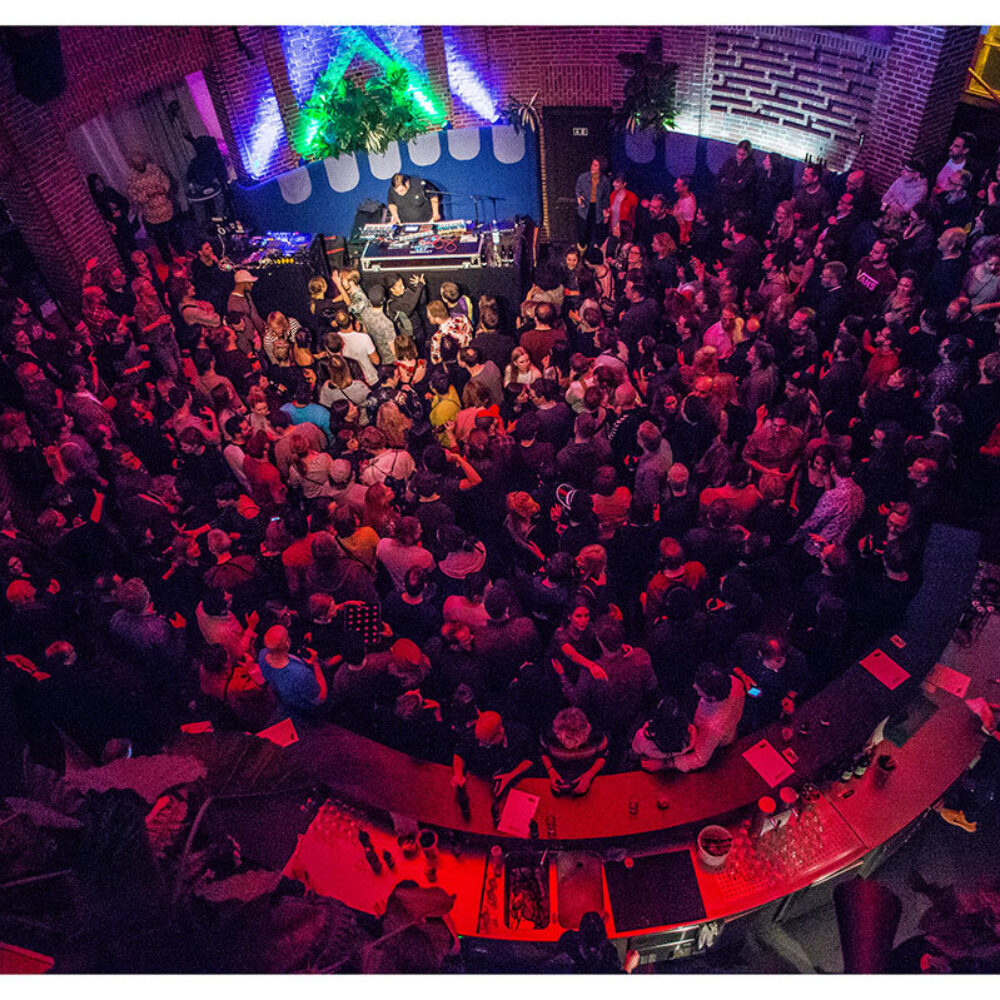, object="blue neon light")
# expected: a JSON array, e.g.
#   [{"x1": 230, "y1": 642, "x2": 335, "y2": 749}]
[
  {"x1": 247, "y1": 92, "x2": 284, "y2": 179},
  {"x1": 443, "y1": 39, "x2": 498, "y2": 123}
]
